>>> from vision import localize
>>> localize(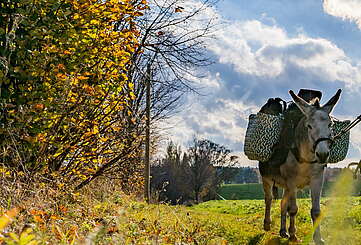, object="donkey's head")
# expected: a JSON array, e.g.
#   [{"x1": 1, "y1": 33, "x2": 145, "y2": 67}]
[{"x1": 289, "y1": 89, "x2": 342, "y2": 163}]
